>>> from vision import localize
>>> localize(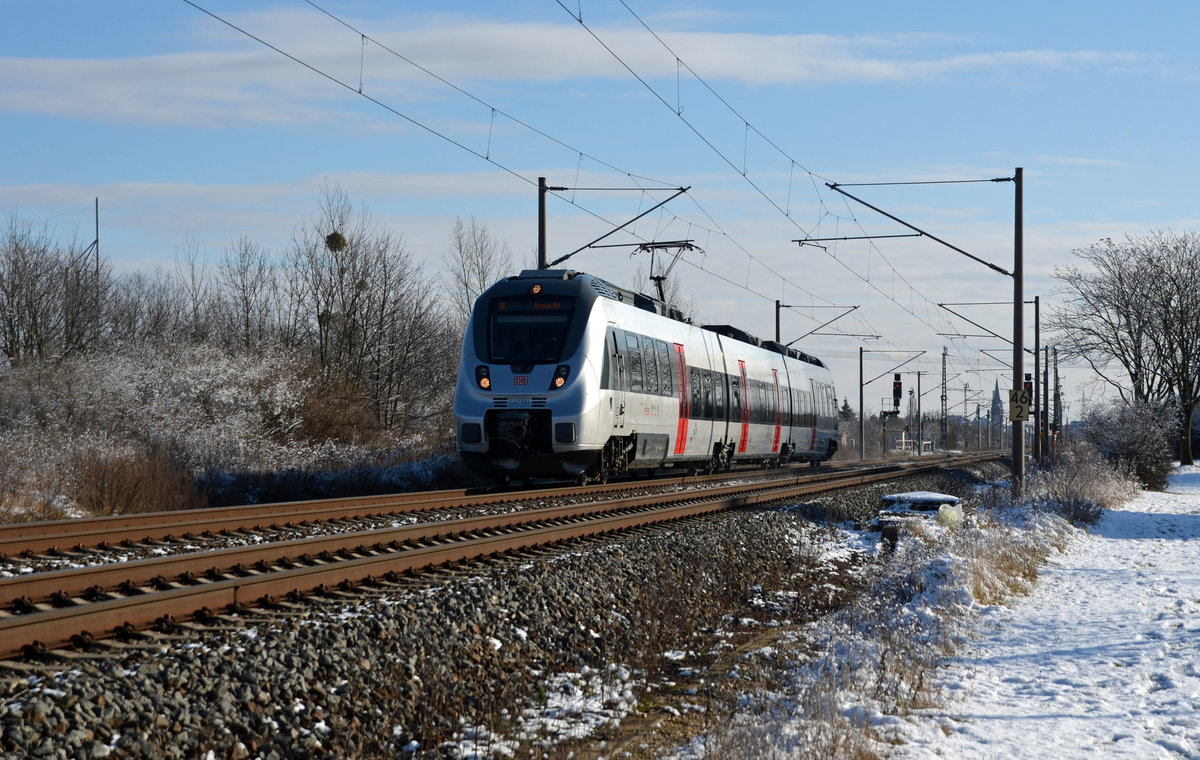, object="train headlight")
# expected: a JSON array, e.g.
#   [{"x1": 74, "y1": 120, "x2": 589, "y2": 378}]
[
  {"x1": 475, "y1": 366, "x2": 491, "y2": 391},
  {"x1": 549, "y1": 365, "x2": 570, "y2": 390}
]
